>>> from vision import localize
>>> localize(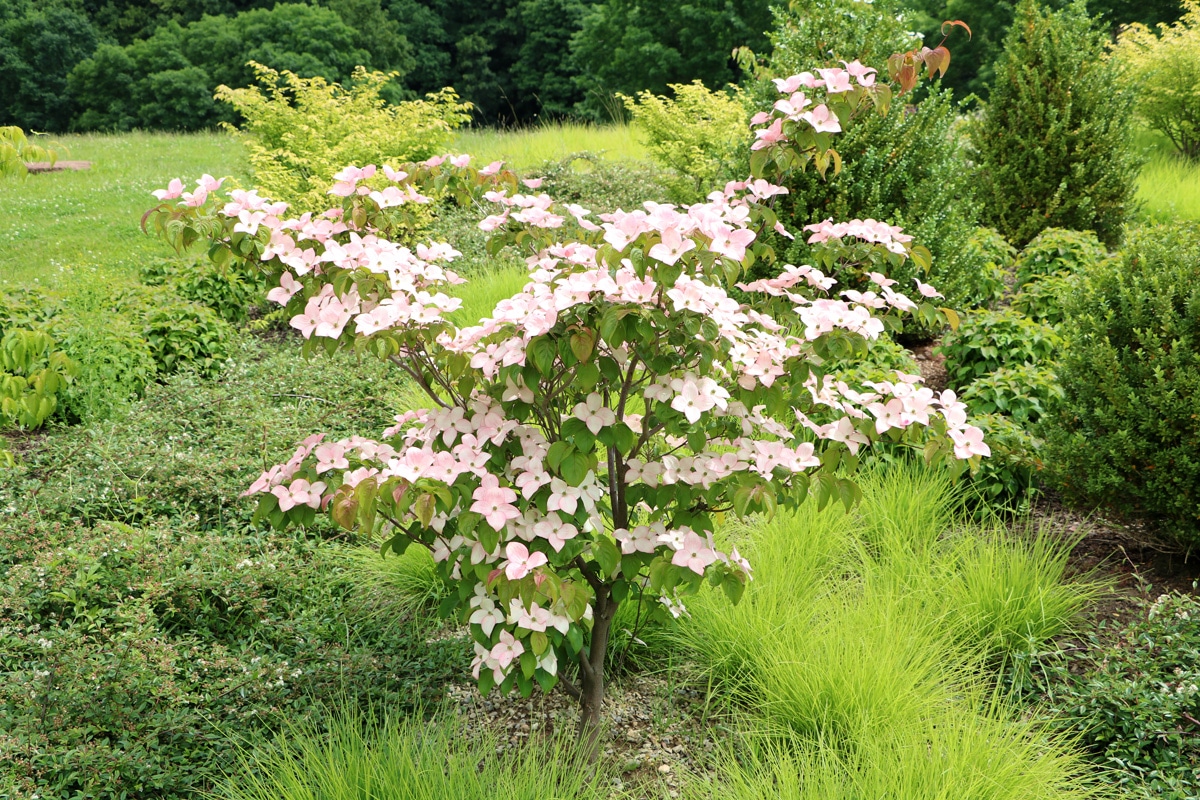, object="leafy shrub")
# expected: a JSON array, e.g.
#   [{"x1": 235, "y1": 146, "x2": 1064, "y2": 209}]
[
  {"x1": 937, "y1": 310, "x2": 1061, "y2": 384},
  {"x1": 621, "y1": 81, "x2": 749, "y2": 202},
  {"x1": 960, "y1": 364, "x2": 1062, "y2": 426},
  {"x1": 0, "y1": 125, "x2": 62, "y2": 179},
  {"x1": 215, "y1": 63, "x2": 470, "y2": 210},
  {"x1": 768, "y1": 87, "x2": 985, "y2": 310},
  {"x1": 1011, "y1": 272, "x2": 1080, "y2": 327},
  {"x1": 767, "y1": 0, "x2": 921, "y2": 71},
  {"x1": 1013, "y1": 227, "x2": 1107, "y2": 290},
  {"x1": 54, "y1": 315, "x2": 158, "y2": 423},
  {"x1": 1034, "y1": 592, "x2": 1200, "y2": 800},
  {"x1": 143, "y1": 258, "x2": 266, "y2": 324},
  {"x1": 66, "y1": 3, "x2": 374, "y2": 133},
  {"x1": 970, "y1": 0, "x2": 1139, "y2": 248},
  {"x1": 0, "y1": 329, "x2": 78, "y2": 430},
  {"x1": 1044, "y1": 222, "x2": 1200, "y2": 540},
  {"x1": 0, "y1": 517, "x2": 468, "y2": 800},
  {"x1": 1114, "y1": 0, "x2": 1200, "y2": 160},
  {"x1": 0, "y1": 287, "x2": 58, "y2": 333},
  {"x1": 142, "y1": 302, "x2": 234, "y2": 377},
  {"x1": 961, "y1": 411, "x2": 1045, "y2": 510},
  {"x1": 7, "y1": 336, "x2": 397, "y2": 530},
  {"x1": 957, "y1": 227, "x2": 1014, "y2": 309}
]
